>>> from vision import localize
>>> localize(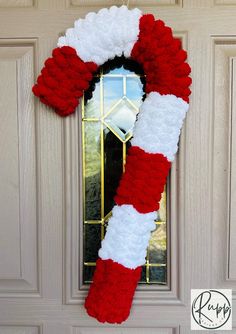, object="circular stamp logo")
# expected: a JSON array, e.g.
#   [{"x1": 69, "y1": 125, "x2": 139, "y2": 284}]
[{"x1": 191, "y1": 289, "x2": 232, "y2": 330}]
